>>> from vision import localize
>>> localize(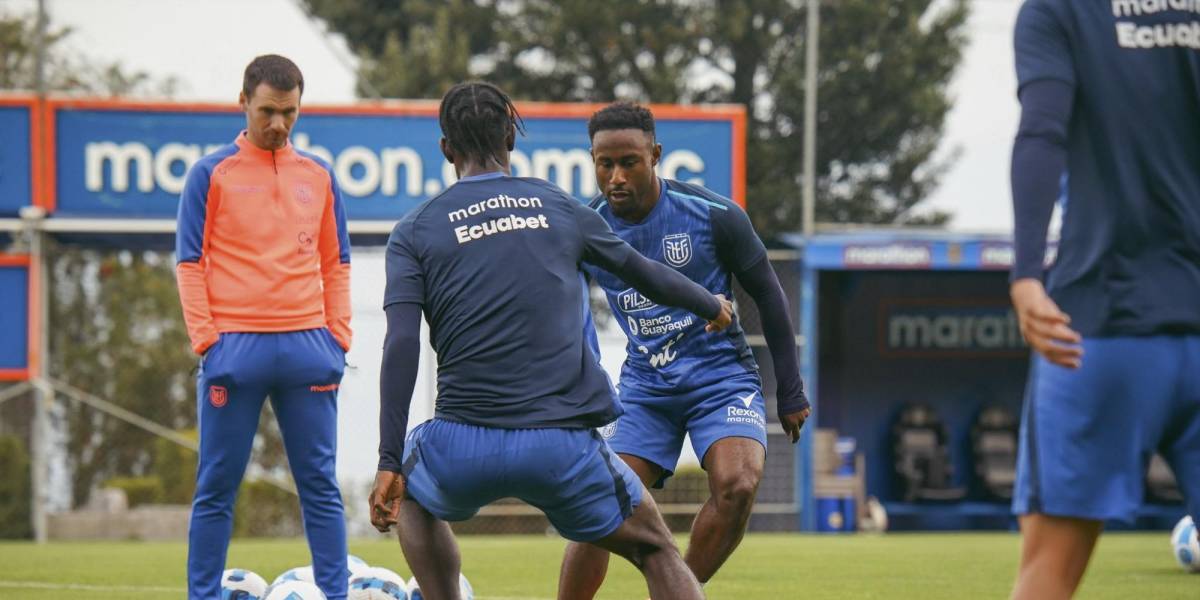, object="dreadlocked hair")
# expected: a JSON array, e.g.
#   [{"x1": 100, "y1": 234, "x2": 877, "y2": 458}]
[
  {"x1": 439, "y1": 81, "x2": 526, "y2": 167},
  {"x1": 587, "y1": 101, "x2": 655, "y2": 141}
]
